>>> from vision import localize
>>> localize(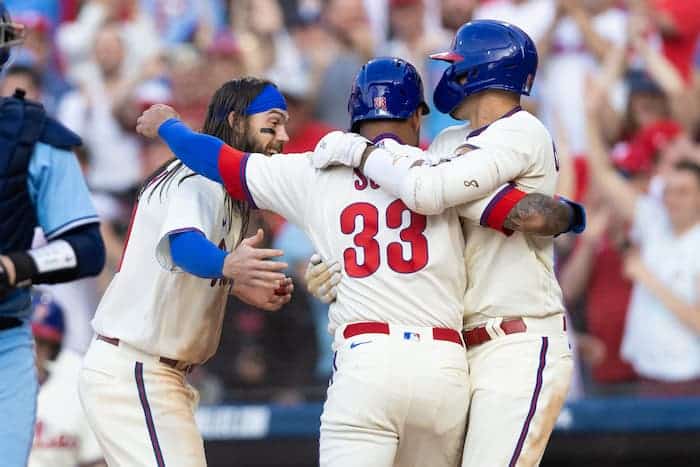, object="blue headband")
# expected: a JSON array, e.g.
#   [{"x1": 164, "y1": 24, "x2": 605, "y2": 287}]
[{"x1": 244, "y1": 84, "x2": 287, "y2": 115}]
